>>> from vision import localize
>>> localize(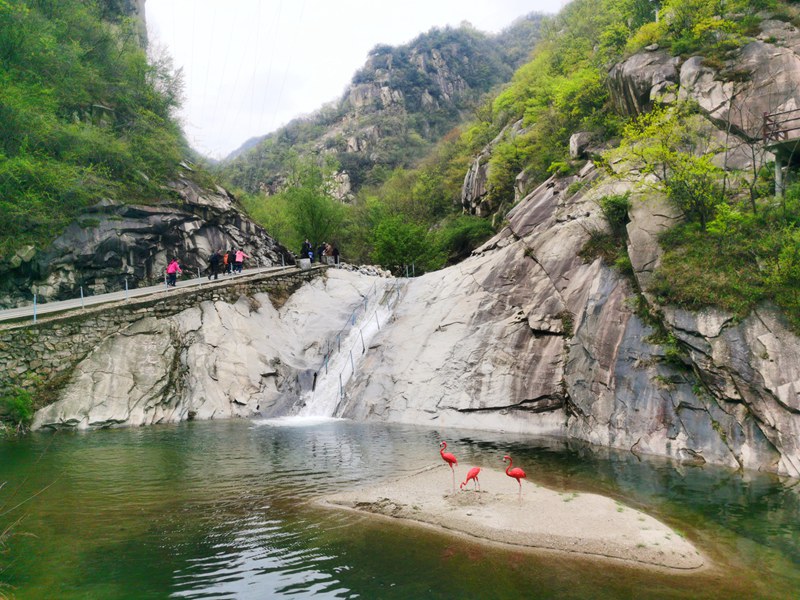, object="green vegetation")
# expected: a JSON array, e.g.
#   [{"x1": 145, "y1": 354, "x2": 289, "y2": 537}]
[
  {"x1": 581, "y1": 193, "x2": 633, "y2": 276},
  {"x1": 223, "y1": 19, "x2": 544, "y2": 195},
  {"x1": 462, "y1": 0, "x2": 663, "y2": 204},
  {"x1": 608, "y1": 97, "x2": 799, "y2": 329},
  {"x1": 0, "y1": 0, "x2": 186, "y2": 256},
  {"x1": 651, "y1": 202, "x2": 800, "y2": 330},
  {"x1": 0, "y1": 387, "x2": 33, "y2": 433},
  {"x1": 609, "y1": 102, "x2": 724, "y2": 231},
  {"x1": 626, "y1": 0, "x2": 782, "y2": 57},
  {"x1": 241, "y1": 154, "x2": 497, "y2": 275}
]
